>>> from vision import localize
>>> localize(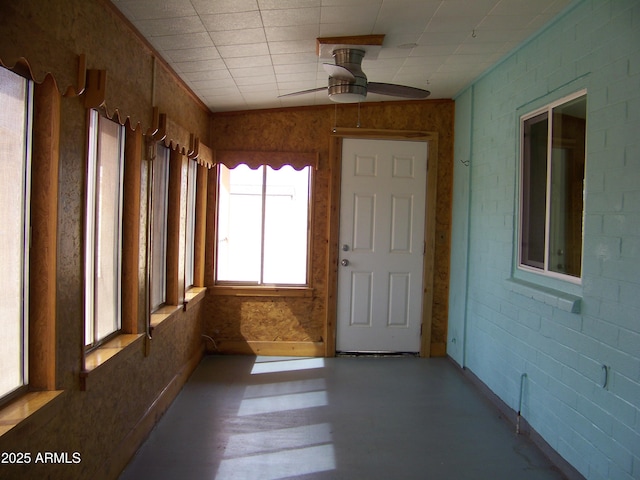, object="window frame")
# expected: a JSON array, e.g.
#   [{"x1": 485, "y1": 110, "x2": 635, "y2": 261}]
[
  {"x1": 184, "y1": 159, "x2": 198, "y2": 290},
  {"x1": 149, "y1": 143, "x2": 170, "y2": 312},
  {"x1": 84, "y1": 109, "x2": 126, "y2": 350},
  {"x1": 214, "y1": 163, "x2": 313, "y2": 288},
  {"x1": 517, "y1": 89, "x2": 587, "y2": 285},
  {"x1": 0, "y1": 68, "x2": 33, "y2": 406}
]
